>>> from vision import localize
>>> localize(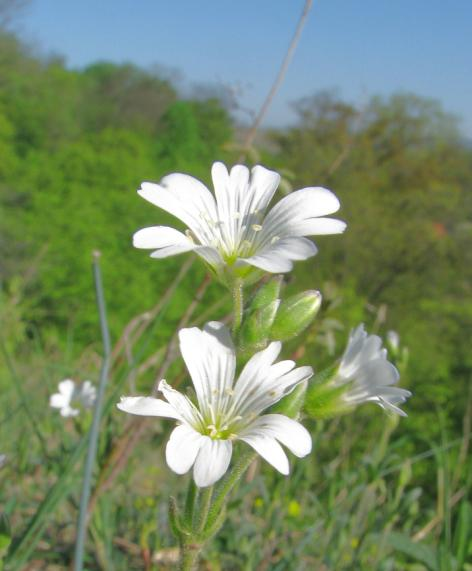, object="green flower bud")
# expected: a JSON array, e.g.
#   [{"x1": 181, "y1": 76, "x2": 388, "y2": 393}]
[
  {"x1": 270, "y1": 290, "x2": 322, "y2": 342},
  {"x1": 238, "y1": 277, "x2": 283, "y2": 353},
  {"x1": 239, "y1": 300, "x2": 280, "y2": 354},
  {"x1": 250, "y1": 276, "x2": 283, "y2": 309}
]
